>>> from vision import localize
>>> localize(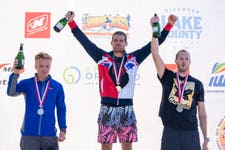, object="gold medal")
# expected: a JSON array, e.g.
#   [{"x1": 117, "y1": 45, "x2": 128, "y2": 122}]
[
  {"x1": 116, "y1": 85, "x2": 121, "y2": 92},
  {"x1": 113, "y1": 56, "x2": 125, "y2": 93}
]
